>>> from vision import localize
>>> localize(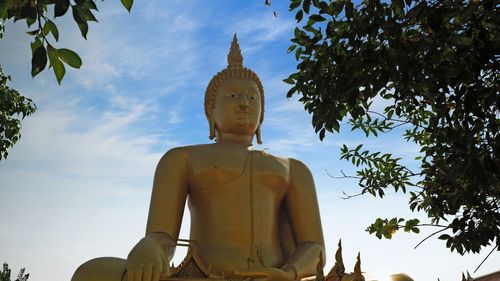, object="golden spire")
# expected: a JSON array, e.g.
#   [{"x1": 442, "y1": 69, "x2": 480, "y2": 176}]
[
  {"x1": 227, "y1": 33, "x2": 243, "y2": 68},
  {"x1": 316, "y1": 251, "x2": 325, "y2": 281},
  {"x1": 334, "y1": 239, "x2": 345, "y2": 275},
  {"x1": 326, "y1": 239, "x2": 345, "y2": 280},
  {"x1": 353, "y1": 252, "x2": 364, "y2": 281}
]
